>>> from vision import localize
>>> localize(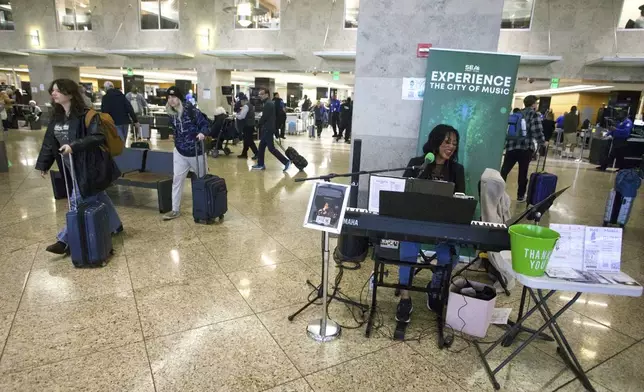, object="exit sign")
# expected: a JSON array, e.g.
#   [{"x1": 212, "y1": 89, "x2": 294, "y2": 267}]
[
  {"x1": 332, "y1": 71, "x2": 340, "y2": 81},
  {"x1": 550, "y1": 78, "x2": 559, "y2": 89},
  {"x1": 417, "y1": 43, "x2": 432, "y2": 58},
  {"x1": 127, "y1": 67, "x2": 133, "y2": 76}
]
